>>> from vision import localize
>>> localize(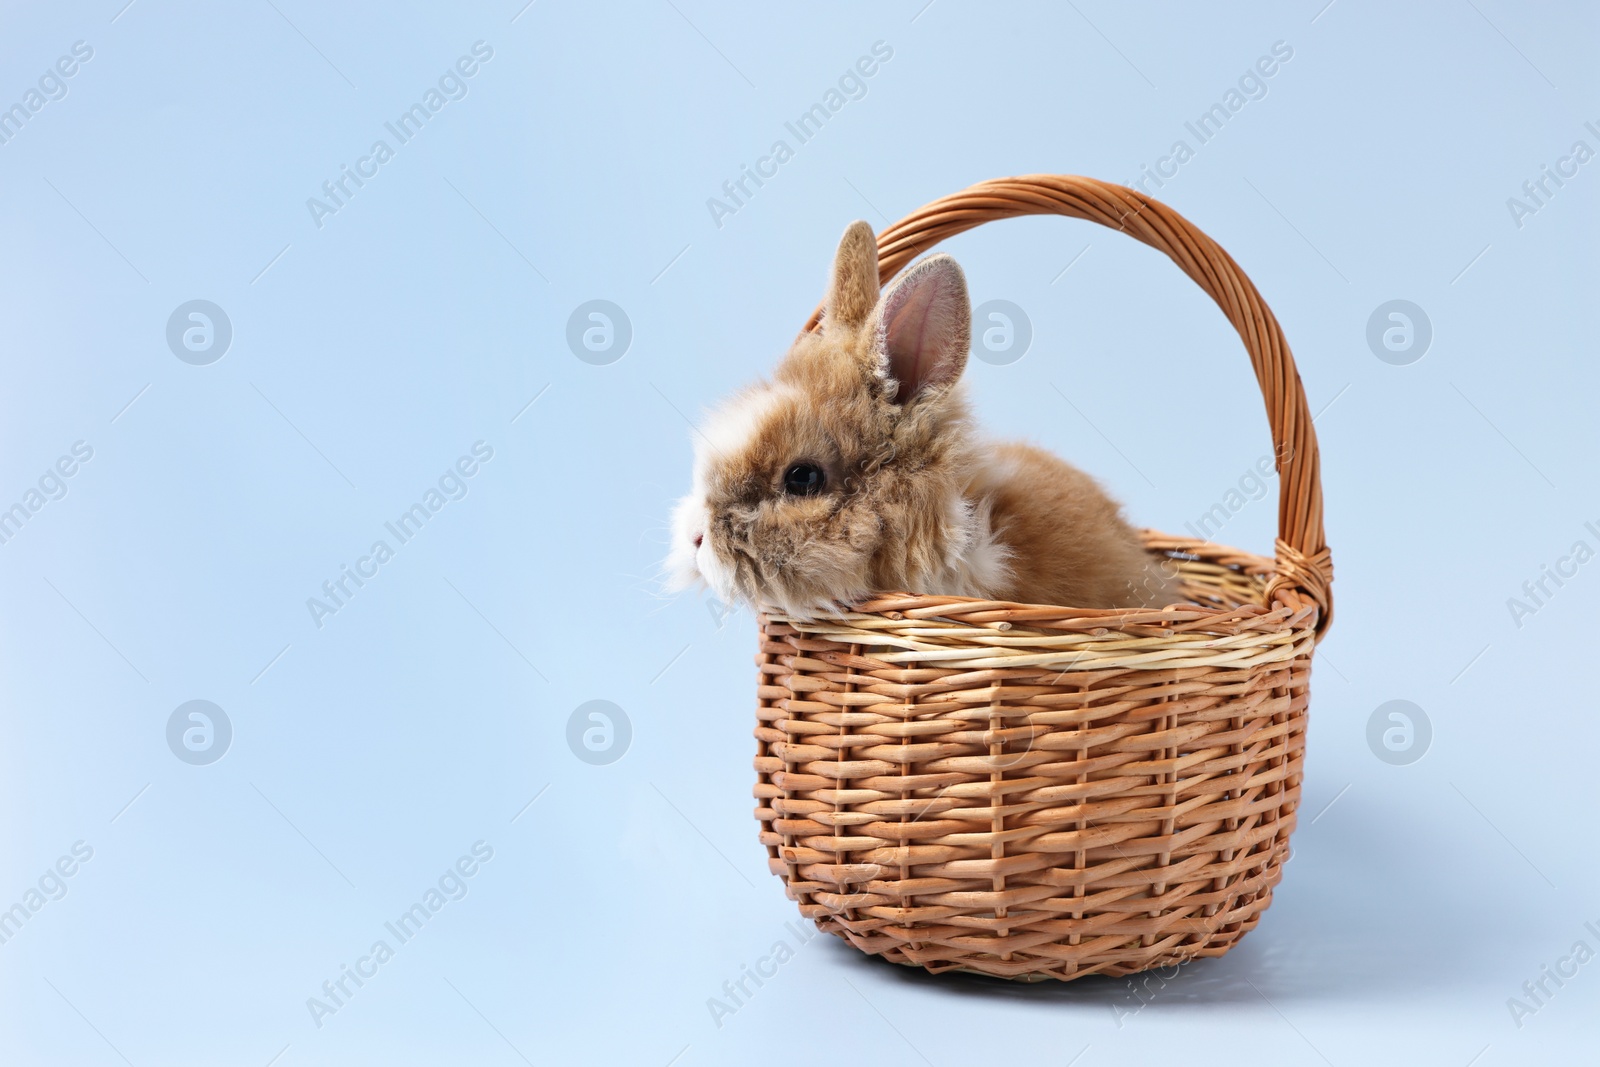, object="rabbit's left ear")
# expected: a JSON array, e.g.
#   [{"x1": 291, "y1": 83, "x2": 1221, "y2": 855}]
[
  {"x1": 824, "y1": 220, "x2": 880, "y2": 334},
  {"x1": 866, "y1": 254, "x2": 970, "y2": 405}
]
